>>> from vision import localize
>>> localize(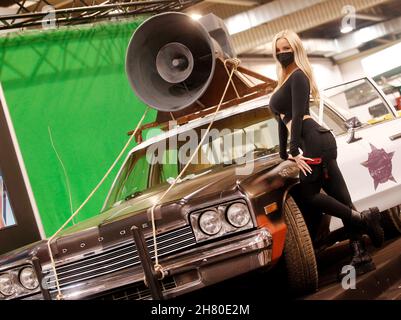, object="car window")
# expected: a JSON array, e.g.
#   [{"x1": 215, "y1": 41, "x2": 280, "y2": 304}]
[
  {"x1": 323, "y1": 78, "x2": 395, "y2": 127},
  {"x1": 373, "y1": 77, "x2": 401, "y2": 115},
  {"x1": 0, "y1": 172, "x2": 17, "y2": 230},
  {"x1": 160, "y1": 149, "x2": 179, "y2": 182},
  {"x1": 105, "y1": 107, "x2": 279, "y2": 209},
  {"x1": 310, "y1": 100, "x2": 347, "y2": 136},
  {"x1": 106, "y1": 152, "x2": 151, "y2": 206},
  {"x1": 149, "y1": 107, "x2": 279, "y2": 186}
]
